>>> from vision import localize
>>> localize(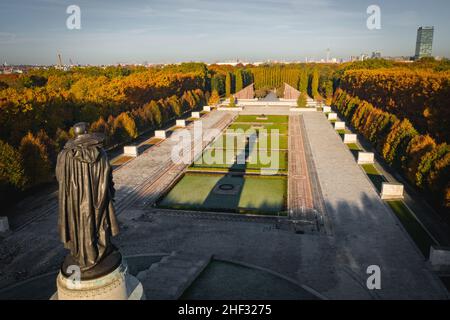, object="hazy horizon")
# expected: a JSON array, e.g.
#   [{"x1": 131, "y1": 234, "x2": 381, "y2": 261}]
[{"x1": 1, "y1": 0, "x2": 449, "y2": 65}]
